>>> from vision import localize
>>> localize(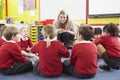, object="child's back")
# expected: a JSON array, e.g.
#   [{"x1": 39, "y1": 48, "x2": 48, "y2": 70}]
[
  {"x1": 31, "y1": 24, "x2": 69, "y2": 77},
  {"x1": 63, "y1": 25, "x2": 98, "y2": 79},
  {"x1": 71, "y1": 42, "x2": 98, "y2": 75}
]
